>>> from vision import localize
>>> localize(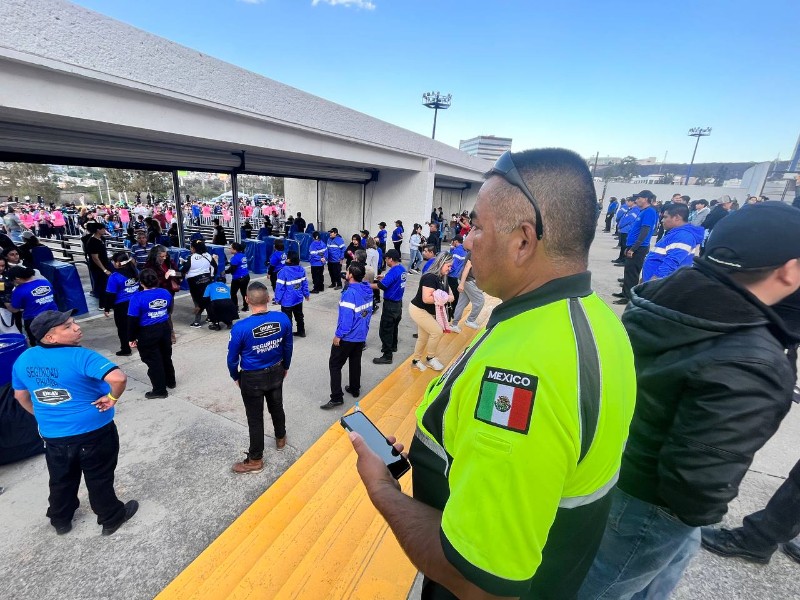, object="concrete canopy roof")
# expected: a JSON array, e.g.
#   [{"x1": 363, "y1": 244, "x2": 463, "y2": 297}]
[{"x1": 0, "y1": 0, "x2": 491, "y2": 183}]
